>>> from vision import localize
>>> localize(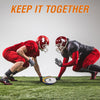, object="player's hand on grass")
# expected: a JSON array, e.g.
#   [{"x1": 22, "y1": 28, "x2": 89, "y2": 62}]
[
  {"x1": 40, "y1": 77, "x2": 43, "y2": 82},
  {"x1": 55, "y1": 58, "x2": 62, "y2": 67},
  {"x1": 29, "y1": 58, "x2": 35, "y2": 66}
]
